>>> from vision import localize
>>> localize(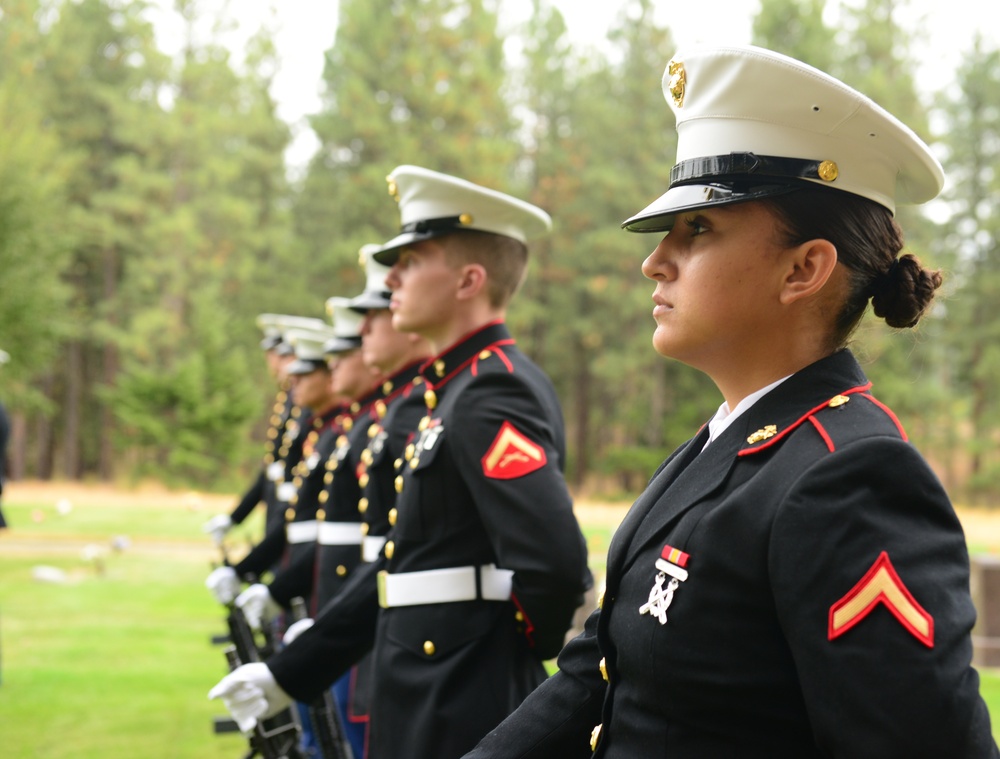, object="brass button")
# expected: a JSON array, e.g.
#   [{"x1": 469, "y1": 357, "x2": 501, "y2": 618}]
[
  {"x1": 375, "y1": 400, "x2": 387, "y2": 419},
  {"x1": 479, "y1": 350, "x2": 491, "y2": 359},
  {"x1": 418, "y1": 416, "x2": 430, "y2": 431},
  {"x1": 409, "y1": 457, "x2": 420, "y2": 469},
  {"x1": 590, "y1": 724, "x2": 602, "y2": 752},
  {"x1": 358, "y1": 497, "x2": 369, "y2": 514},
  {"x1": 359, "y1": 473, "x2": 370, "y2": 488},
  {"x1": 324, "y1": 472, "x2": 333, "y2": 484},
  {"x1": 514, "y1": 611, "x2": 524, "y2": 622},
  {"x1": 599, "y1": 657, "x2": 608, "y2": 682},
  {"x1": 394, "y1": 457, "x2": 404, "y2": 470},
  {"x1": 395, "y1": 475, "x2": 404, "y2": 493},
  {"x1": 388, "y1": 508, "x2": 397, "y2": 527},
  {"x1": 368, "y1": 424, "x2": 380, "y2": 439},
  {"x1": 424, "y1": 389, "x2": 438, "y2": 409},
  {"x1": 423, "y1": 640, "x2": 435, "y2": 656},
  {"x1": 433, "y1": 359, "x2": 445, "y2": 377},
  {"x1": 384, "y1": 541, "x2": 395, "y2": 559},
  {"x1": 382, "y1": 380, "x2": 394, "y2": 395},
  {"x1": 362, "y1": 449, "x2": 373, "y2": 466},
  {"x1": 318, "y1": 490, "x2": 329, "y2": 504},
  {"x1": 336, "y1": 565, "x2": 347, "y2": 577},
  {"x1": 360, "y1": 523, "x2": 369, "y2": 536},
  {"x1": 405, "y1": 444, "x2": 415, "y2": 461},
  {"x1": 284, "y1": 508, "x2": 295, "y2": 521},
  {"x1": 316, "y1": 509, "x2": 326, "y2": 521}
]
